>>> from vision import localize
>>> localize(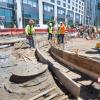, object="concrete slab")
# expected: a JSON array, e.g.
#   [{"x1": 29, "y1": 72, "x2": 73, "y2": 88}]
[{"x1": 11, "y1": 62, "x2": 48, "y2": 77}]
